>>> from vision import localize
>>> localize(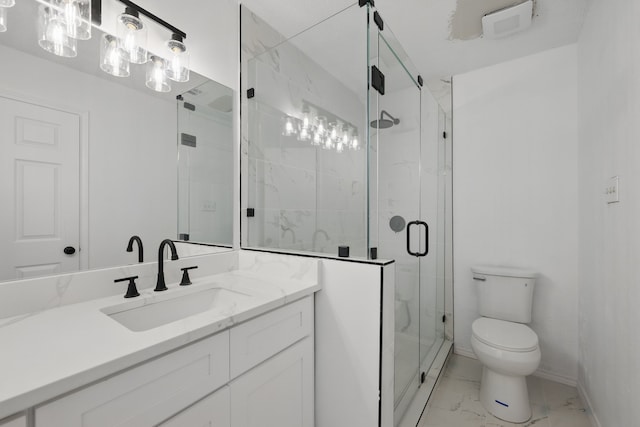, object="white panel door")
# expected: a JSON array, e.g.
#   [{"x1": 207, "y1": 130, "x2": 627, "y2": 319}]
[
  {"x1": 230, "y1": 337, "x2": 314, "y2": 427},
  {"x1": 0, "y1": 96, "x2": 80, "y2": 280}
]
